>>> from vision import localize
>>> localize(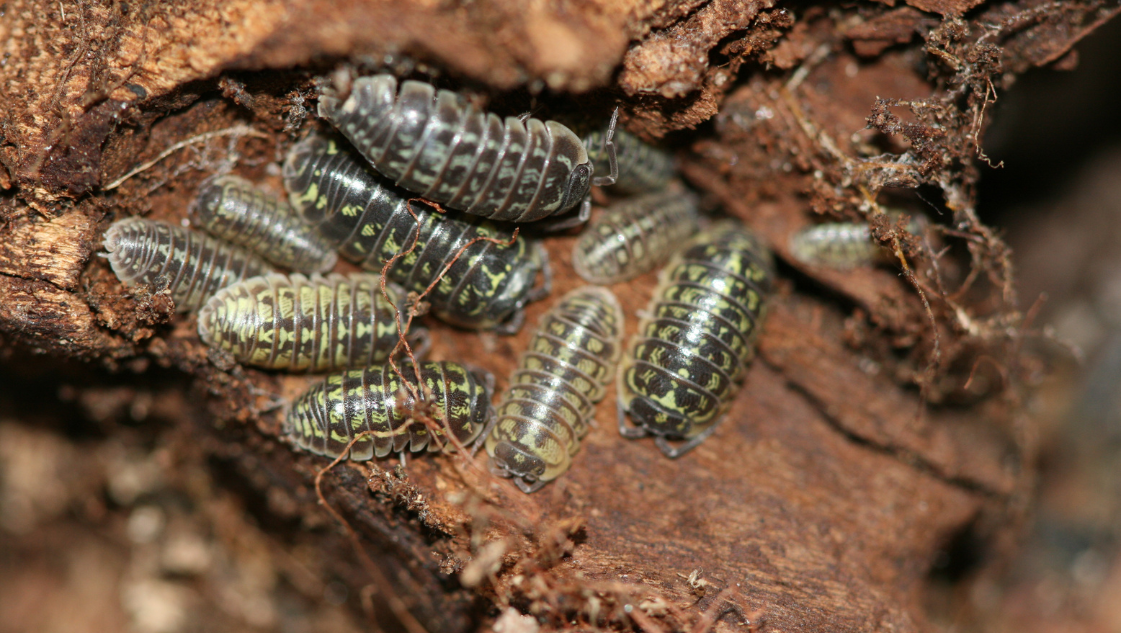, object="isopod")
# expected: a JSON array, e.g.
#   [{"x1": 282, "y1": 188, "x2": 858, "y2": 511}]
[
  {"x1": 618, "y1": 221, "x2": 773, "y2": 458},
  {"x1": 198, "y1": 272, "x2": 419, "y2": 372},
  {"x1": 583, "y1": 126, "x2": 675, "y2": 195},
  {"x1": 486, "y1": 286, "x2": 624, "y2": 493},
  {"x1": 285, "y1": 361, "x2": 494, "y2": 461},
  {"x1": 103, "y1": 216, "x2": 274, "y2": 312},
  {"x1": 283, "y1": 134, "x2": 549, "y2": 332},
  {"x1": 191, "y1": 174, "x2": 338, "y2": 273},
  {"x1": 788, "y1": 214, "x2": 924, "y2": 269},
  {"x1": 317, "y1": 74, "x2": 617, "y2": 227},
  {"x1": 572, "y1": 187, "x2": 700, "y2": 285}
]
